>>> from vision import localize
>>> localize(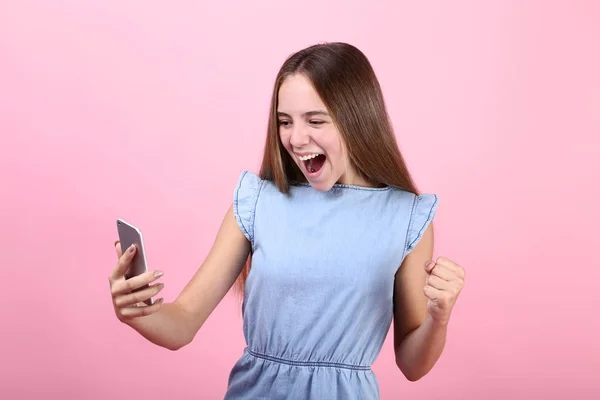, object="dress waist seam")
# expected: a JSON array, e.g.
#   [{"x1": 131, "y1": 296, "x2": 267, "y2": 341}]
[{"x1": 245, "y1": 348, "x2": 372, "y2": 370}]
